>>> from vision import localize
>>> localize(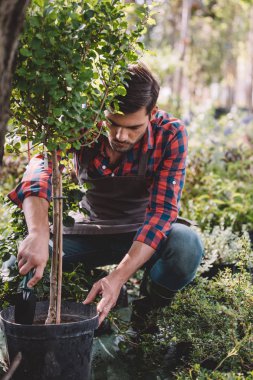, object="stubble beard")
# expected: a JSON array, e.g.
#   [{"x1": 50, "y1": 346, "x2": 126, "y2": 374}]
[
  {"x1": 108, "y1": 130, "x2": 146, "y2": 153},
  {"x1": 110, "y1": 140, "x2": 134, "y2": 152}
]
